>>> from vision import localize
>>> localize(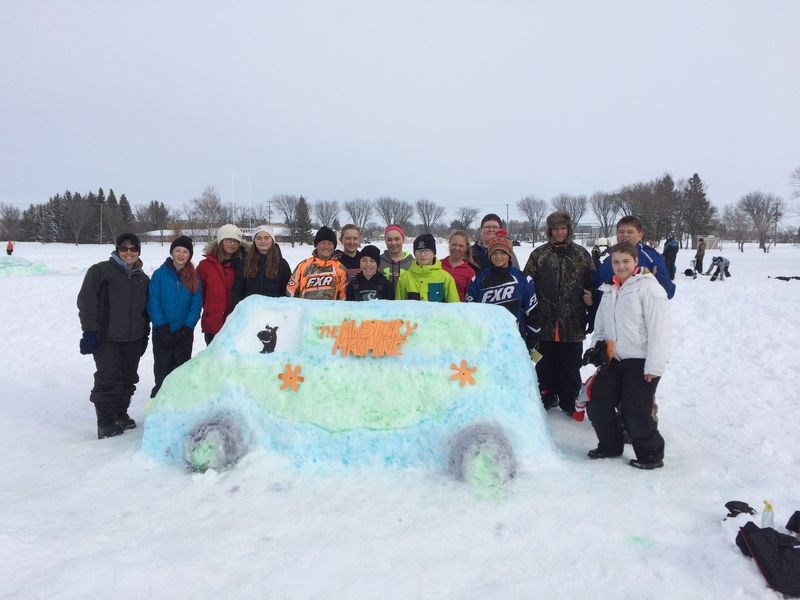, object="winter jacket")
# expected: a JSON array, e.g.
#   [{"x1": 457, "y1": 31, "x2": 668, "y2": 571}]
[
  {"x1": 592, "y1": 271, "x2": 671, "y2": 377},
  {"x1": 231, "y1": 253, "x2": 292, "y2": 307},
  {"x1": 346, "y1": 271, "x2": 395, "y2": 301},
  {"x1": 466, "y1": 265, "x2": 541, "y2": 347},
  {"x1": 395, "y1": 259, "x2": 460, "y2": 302},
  {"x1": 197, "y1": 254, "x2": 240, "y2": 334},
  {"x1": 379, "y1": 250, "x2": 413, "y2": 295},
  {"x1": 441, "y1": 258, "x2": 477, "y2": 301},
  {"x1": 523, "y1": 242, "x2": 595, "y2": 342},
  {"x1": 334, "y1": 250, "x2": 362, "y2": 284},
  {"x1": 595, "y1": 242, "x2": 676, "y2": 299},
  {"x1": 472, "y1": 242, "x2": 520, "y2": 271},
  {"x1": 704, "y1": 256, "x2": 730, "y2": 274},
  {"x1": 147, "y1": 258, "x2": 202, "y2": 333},
  {"x1": 77, "y1": 254, "x2": 150, "y2": 342},
  {"x1": 287, "y1": 254, "x2": 348, "y2": 300},
  {"x1": 695, "y1": 241, "x2": 706, "y2": 263}
]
